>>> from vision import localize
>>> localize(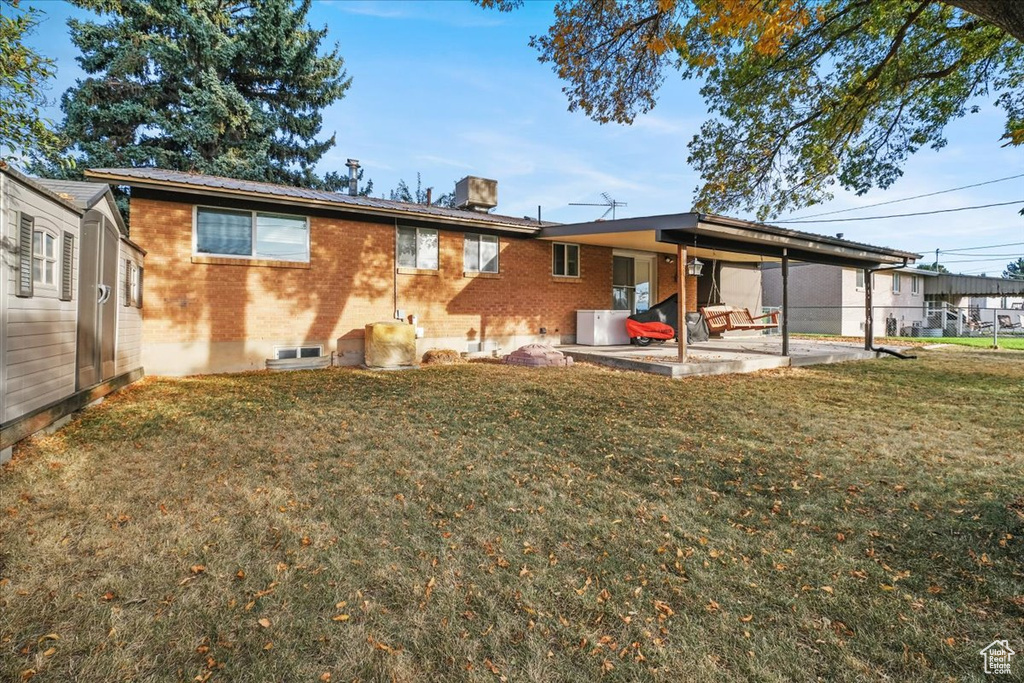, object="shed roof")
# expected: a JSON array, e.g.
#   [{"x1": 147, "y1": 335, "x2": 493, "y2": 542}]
[
  {"x1": 33, "y1": 178, "x2": 110, "y2": 210},
  {"x1": 0, "y1": 163, "x2": 83, "y2": 215},
  {"x1": 85, "y1": 167, "x2": 550, "y2": 234}
]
